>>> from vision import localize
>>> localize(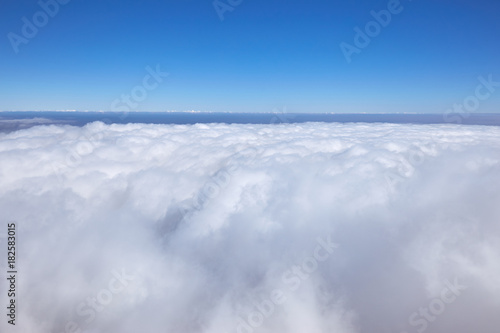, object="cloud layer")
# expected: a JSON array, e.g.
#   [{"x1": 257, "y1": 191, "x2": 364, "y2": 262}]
[{"x1": 1, "y1": 122, "x2": 500, "y2": 333}]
